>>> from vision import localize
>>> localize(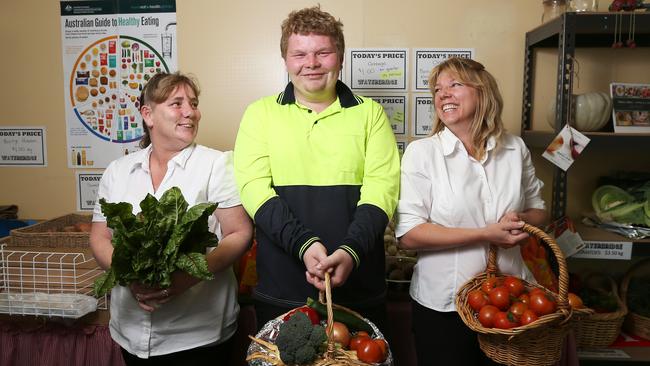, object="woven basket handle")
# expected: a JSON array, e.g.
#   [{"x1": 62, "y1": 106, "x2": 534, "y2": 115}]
[
  {"x1": 620, "y1": 257, "x2": 650, "y2": 307},
  {"x1": 486, "y1": 223, "x2": 570, "y2": 316},
  {"x1": 318, "y1": 272, "x2": 336, "y2": 358}
]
